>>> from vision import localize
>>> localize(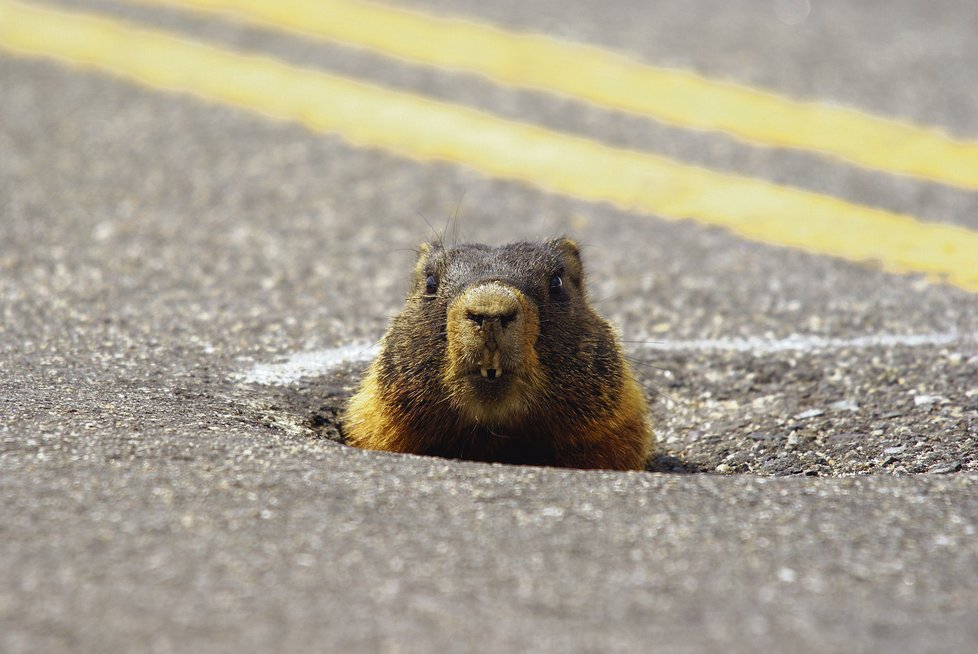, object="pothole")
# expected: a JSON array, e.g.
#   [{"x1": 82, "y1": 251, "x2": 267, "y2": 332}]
[{"x1": 234, "y1": 341, "x2": 978, "y2": 476}]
